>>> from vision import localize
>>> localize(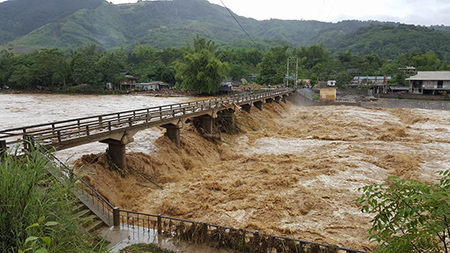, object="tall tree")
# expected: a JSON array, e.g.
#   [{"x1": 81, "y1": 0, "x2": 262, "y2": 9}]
[
  {"x1": 175, "y1": 37, "x2": 227, "y2": 94},
  {"x1": 257, "y1": 51, "x2": 283, "y2": 85}
]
